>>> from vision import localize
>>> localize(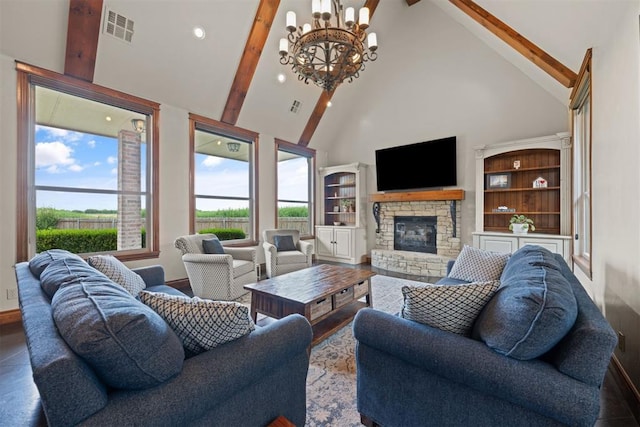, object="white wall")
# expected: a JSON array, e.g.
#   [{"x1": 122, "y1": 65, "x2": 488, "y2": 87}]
[
  {"x1": 576, "y1": 2, "x2": 640, "y2": 392},
  {"x1": 0, "y1": 54, "x2": 19, "y2": 312}
]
